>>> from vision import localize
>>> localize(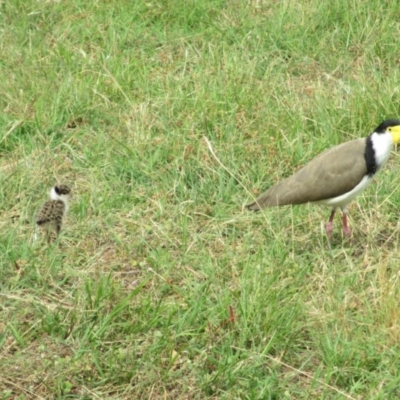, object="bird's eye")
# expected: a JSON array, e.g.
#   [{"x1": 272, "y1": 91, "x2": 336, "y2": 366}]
[{"x1": 388, "y1": 127, "x2": 392, "y2": 132}]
